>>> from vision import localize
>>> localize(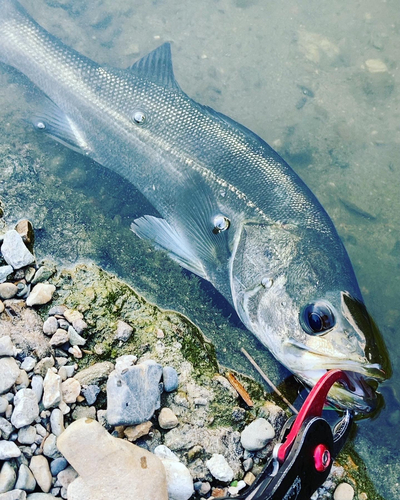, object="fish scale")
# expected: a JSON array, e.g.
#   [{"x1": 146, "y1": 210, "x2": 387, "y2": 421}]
[{"x1": 0, "y1": 0, "x2": 390, "y2": 413}]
